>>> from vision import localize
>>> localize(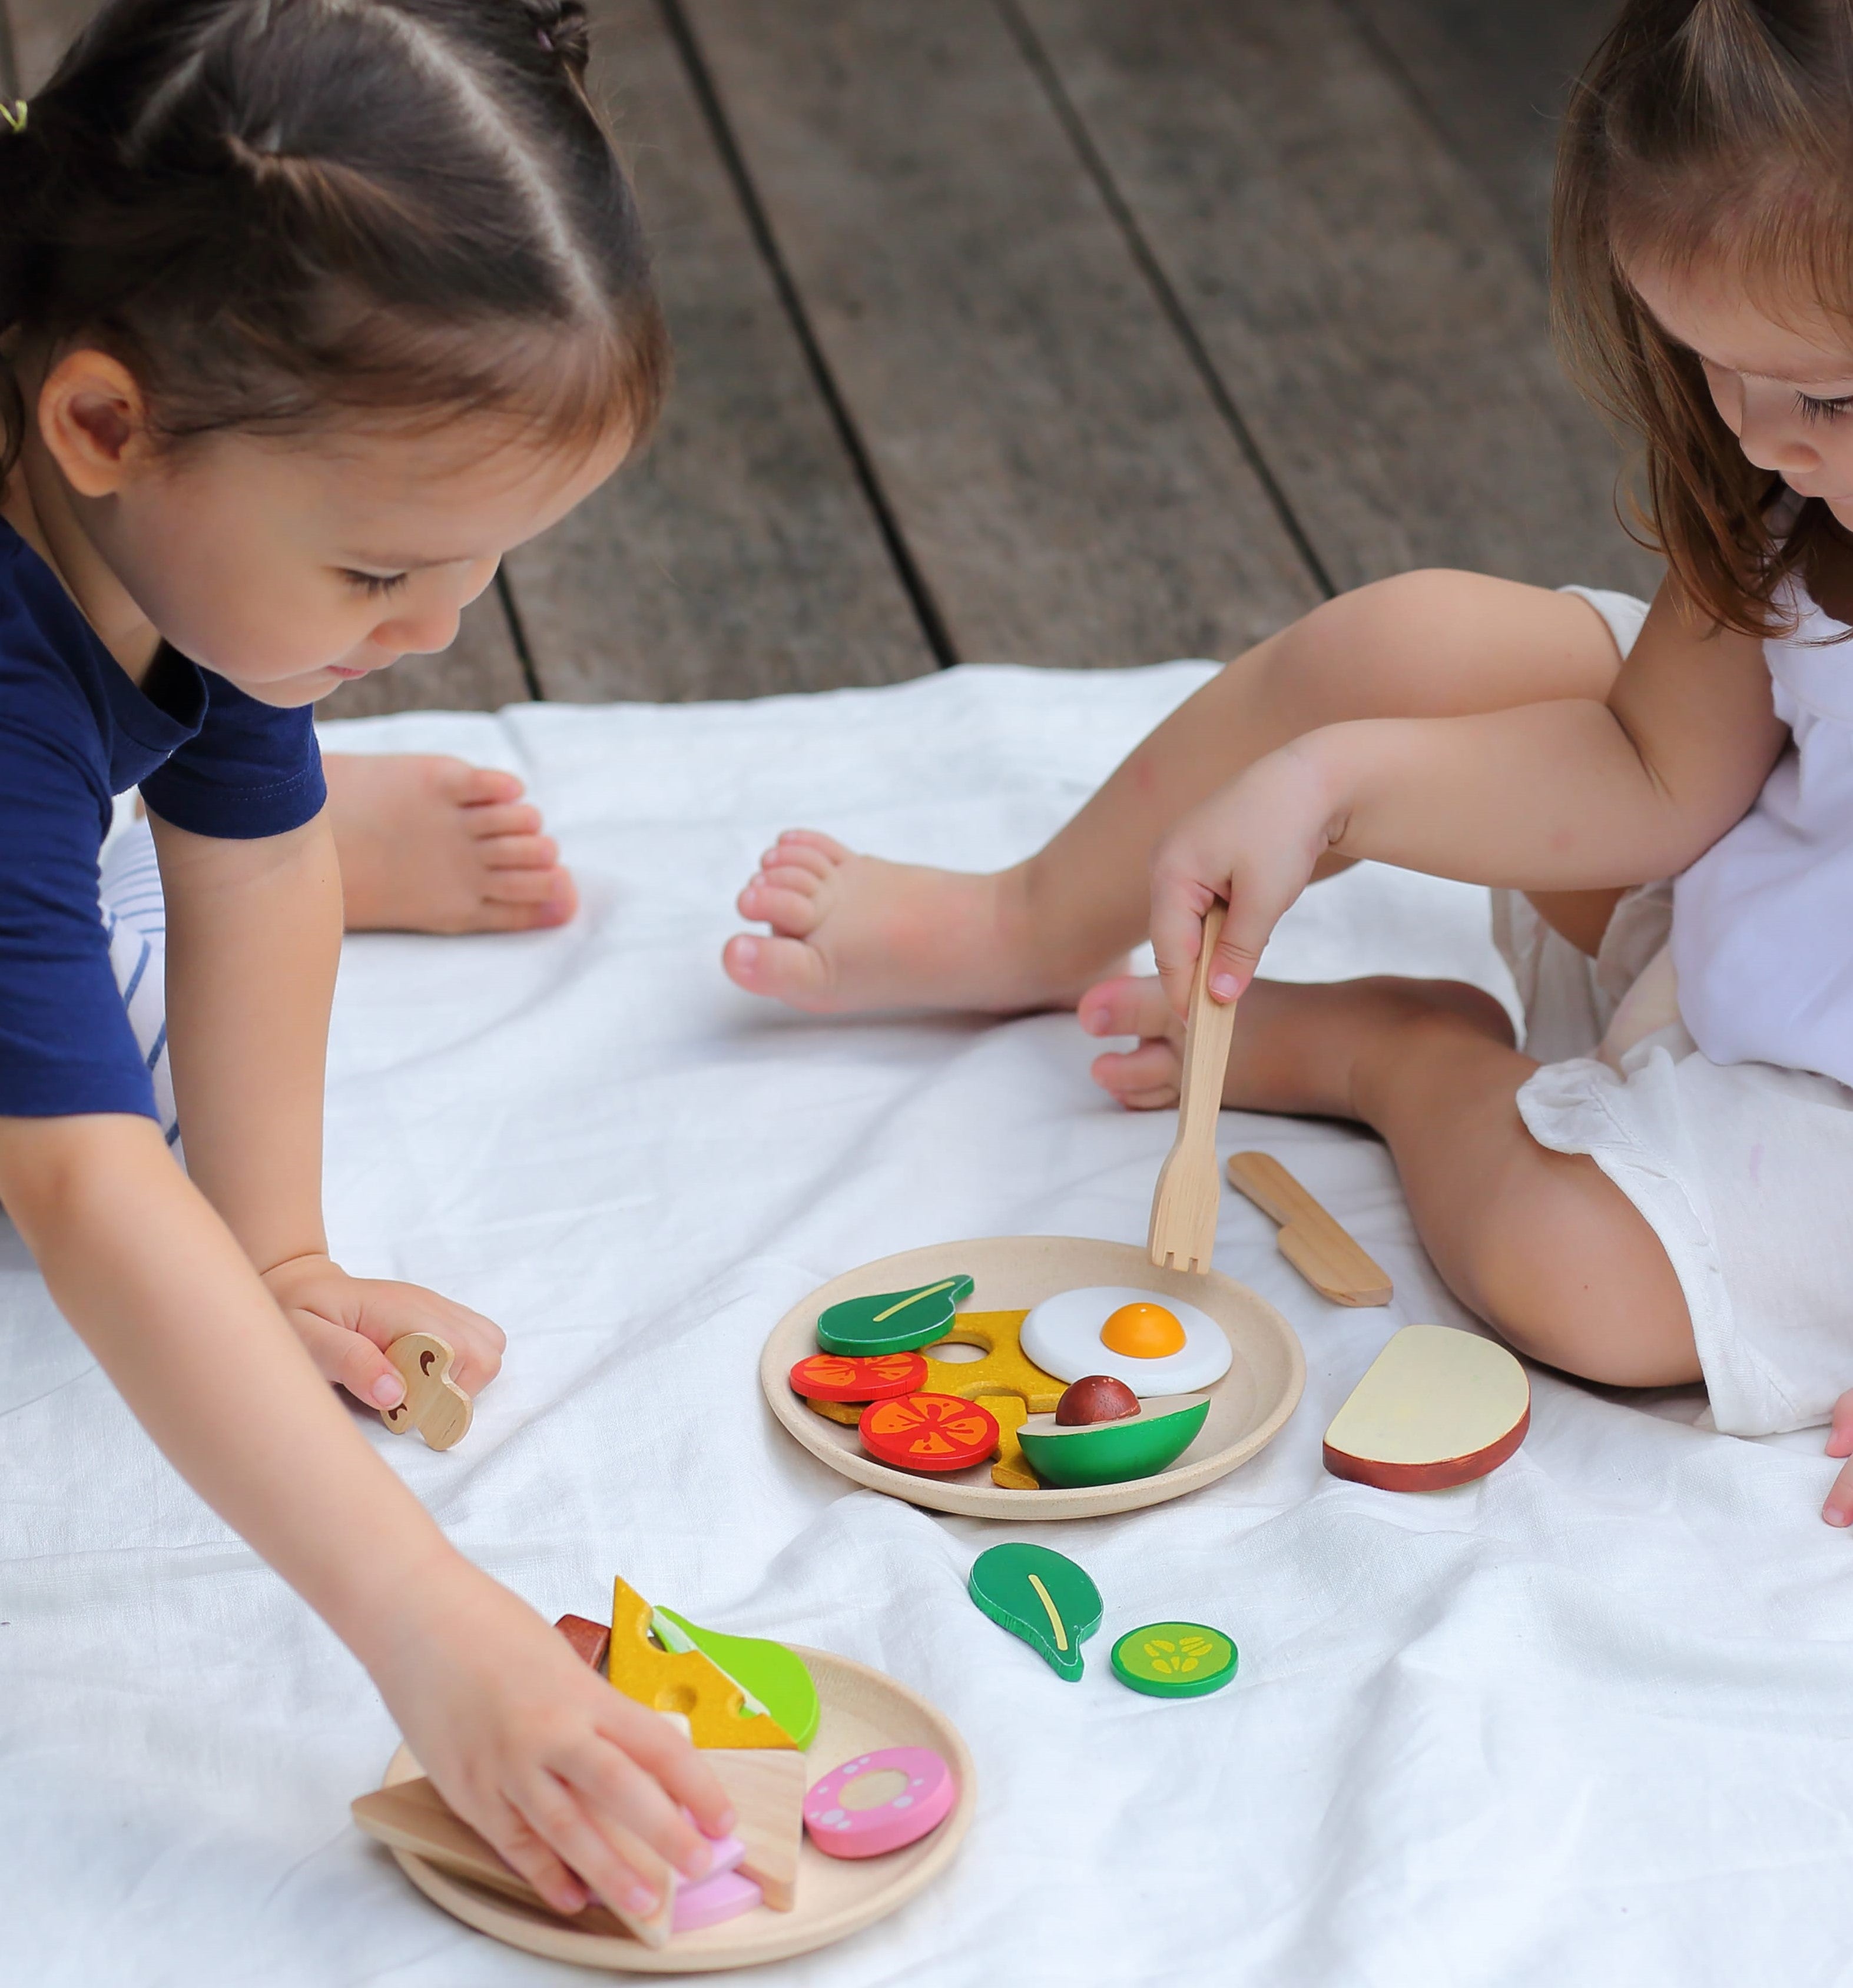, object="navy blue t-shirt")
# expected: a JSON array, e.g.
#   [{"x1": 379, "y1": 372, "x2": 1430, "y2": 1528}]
[{"x1": 0, "y1": 520, "x2": 327, "y2": 1120}]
